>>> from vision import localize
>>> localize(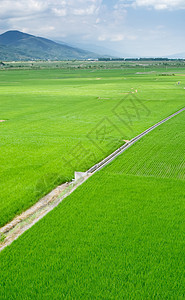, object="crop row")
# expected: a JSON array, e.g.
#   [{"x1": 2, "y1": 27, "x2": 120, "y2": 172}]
[
  {"x1": 0, "y1": 67, "x2": 185, "y2": 226},
  {"x1": 0, "y1": 108, "x2": 184, "y2": 298}
]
